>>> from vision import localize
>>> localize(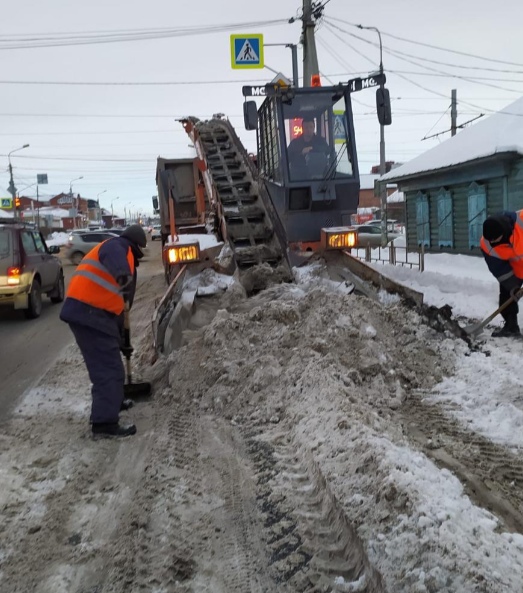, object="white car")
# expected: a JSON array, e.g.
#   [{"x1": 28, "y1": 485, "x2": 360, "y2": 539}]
[{"x1": 151, "y1": 225, "x2": 162, "y2": 241}]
